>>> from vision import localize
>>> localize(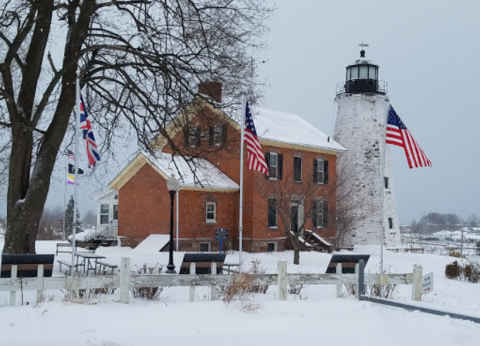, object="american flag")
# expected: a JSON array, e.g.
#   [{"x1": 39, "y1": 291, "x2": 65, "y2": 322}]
[
  {"x1": 80, "y1": 96, "x2": 101, "y2": 168},
  {"x1": 244, "y1": 102, "x2": 269, "y2": 176},
  {"x1": 386, "y1": 106, "x2": 431, "y2": 168}
]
